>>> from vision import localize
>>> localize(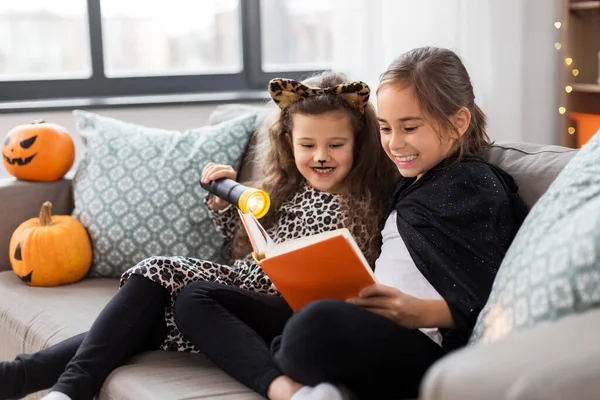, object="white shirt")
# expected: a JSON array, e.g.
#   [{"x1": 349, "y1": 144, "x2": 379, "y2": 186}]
[{"x1": 374, "y1": 211, "x2": 444, "y2": 346}]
